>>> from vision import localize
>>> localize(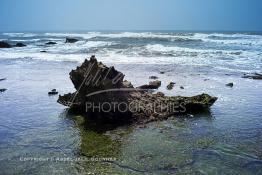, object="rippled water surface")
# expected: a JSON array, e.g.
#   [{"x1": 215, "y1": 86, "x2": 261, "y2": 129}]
[{"x1": 0, "y1": 32, "x2": 262, "y2": 174}]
